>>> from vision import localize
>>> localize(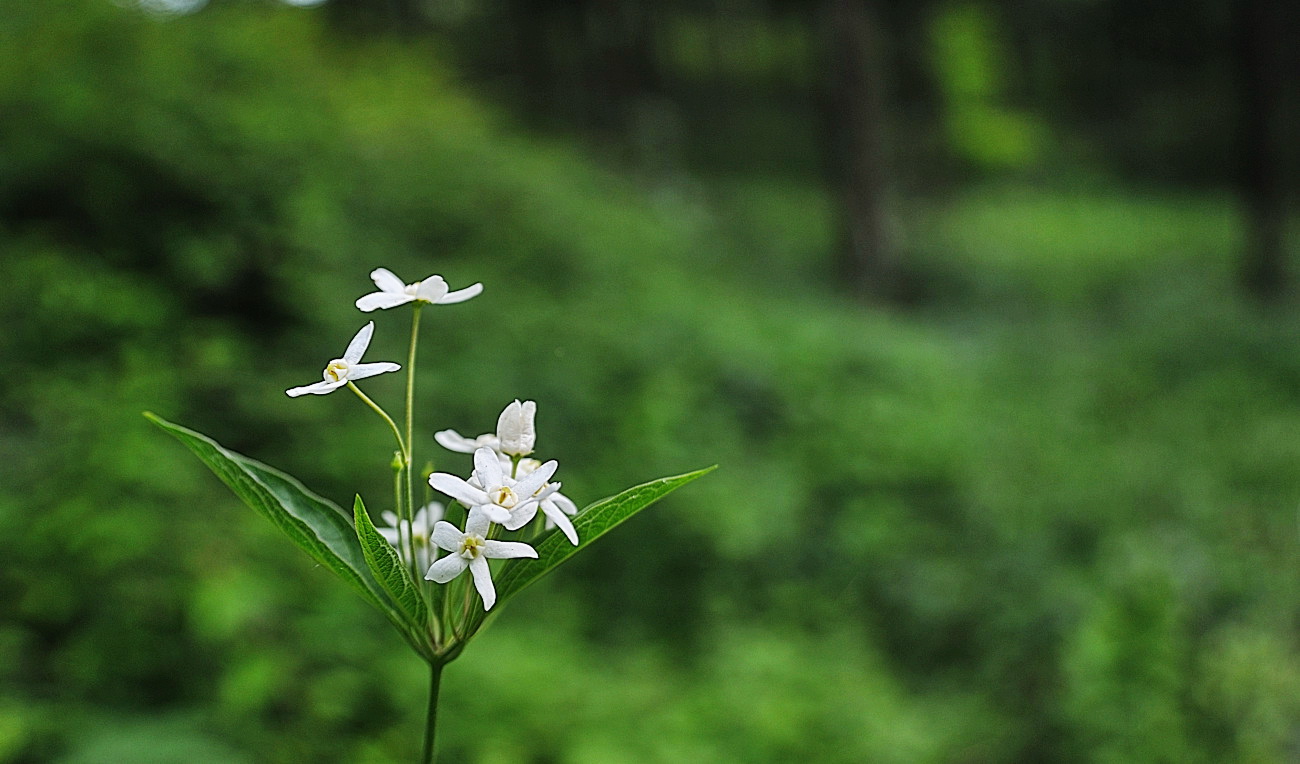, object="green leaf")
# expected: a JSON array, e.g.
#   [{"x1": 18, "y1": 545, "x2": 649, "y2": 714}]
[
  {"x1": 353, "y1": 495, "x2": 430, "y2": 632},
  {"x1": 490, "y1": 465, "x2": 716, "y2": 612},
  {"x1": 144, "y1": 412, "x2": 416, "y2": 643}
]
